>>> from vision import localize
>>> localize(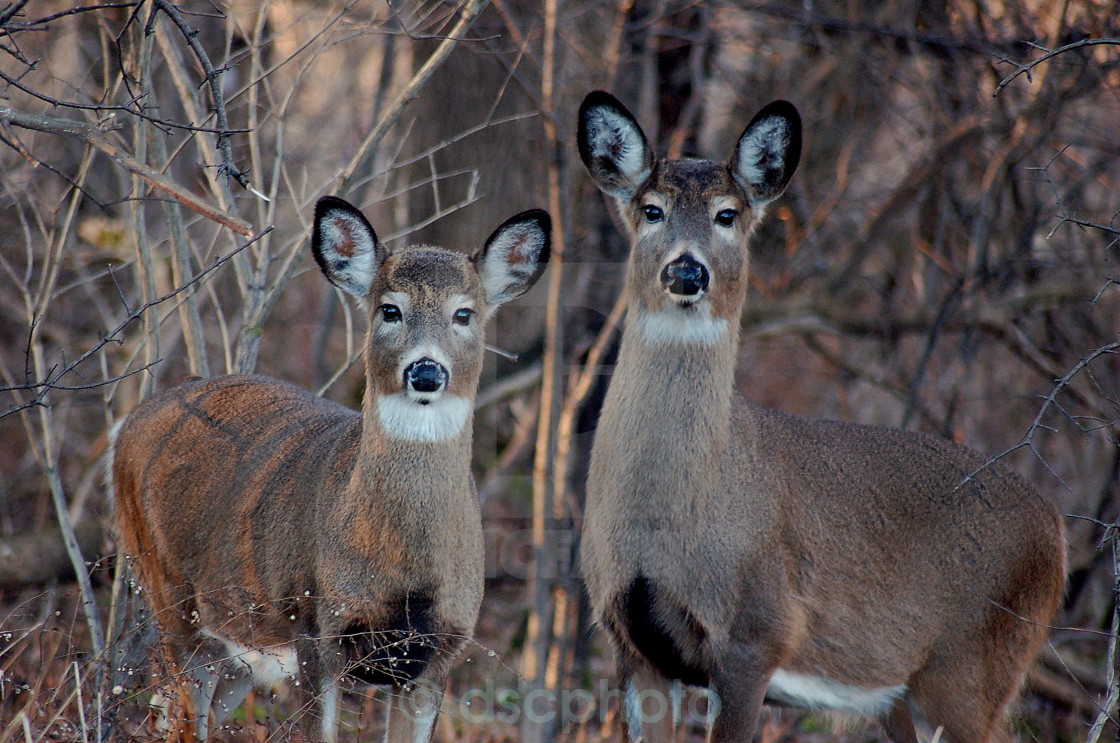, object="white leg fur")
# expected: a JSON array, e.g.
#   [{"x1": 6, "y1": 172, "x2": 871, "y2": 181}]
[
  {"x1": 410, "y1": 703, "x2": 438, "y2": 743},
  {"x1": 384, "y1": 683, "x2": 443, "y2": 743},
  {"x1": 319, "y1": 682, "x2": 341, "y2": 743},
  {"x1": 623, "y1": 681, "x2": 643, "y2": 743}
]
